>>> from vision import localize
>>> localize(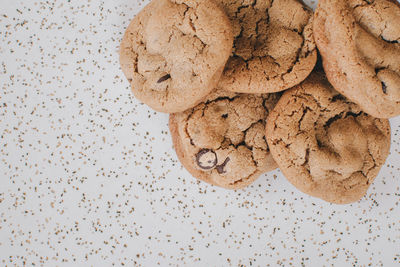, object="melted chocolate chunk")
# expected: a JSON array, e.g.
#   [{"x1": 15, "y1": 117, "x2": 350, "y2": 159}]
[
  {"x1": 216, "y1": 157, "x2": 231, "y2": 174},
  {"x1": 196, "y1": 149, "x2": 217, "y2": 170},
  {"x1": 157, "y1": 74, "x2": 171, "y2": 83}
]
